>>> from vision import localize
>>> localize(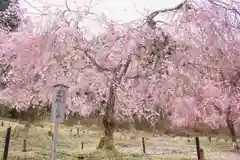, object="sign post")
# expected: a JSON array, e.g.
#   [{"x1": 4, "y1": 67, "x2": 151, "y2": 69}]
[{"x1": 51, "y1": 84, "x2": 69, "y2": 160}]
